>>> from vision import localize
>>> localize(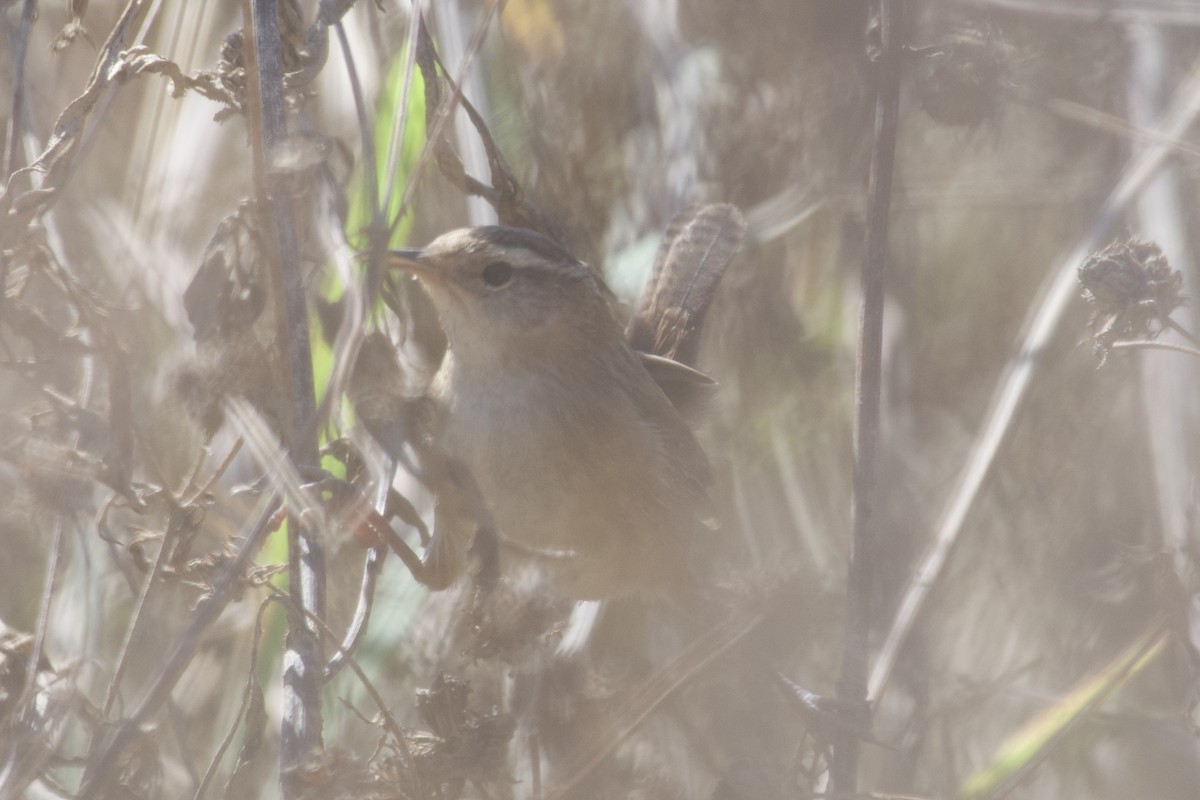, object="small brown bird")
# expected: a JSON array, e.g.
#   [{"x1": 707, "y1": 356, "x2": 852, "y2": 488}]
[{"x1": 378, "y1": 207, "x2": 744, "y2": 599}]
